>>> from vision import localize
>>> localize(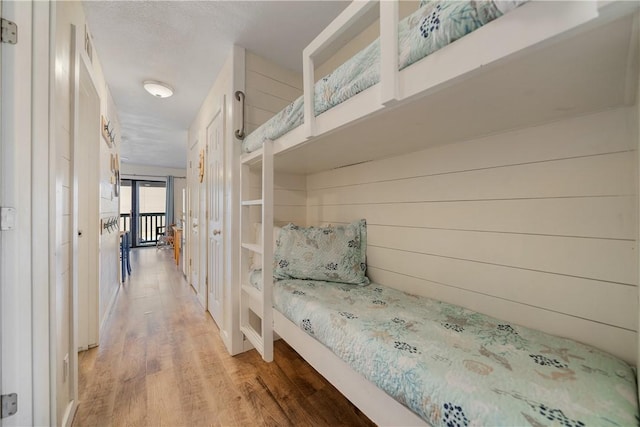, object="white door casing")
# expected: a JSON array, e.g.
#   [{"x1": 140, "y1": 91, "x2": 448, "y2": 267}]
[
  {"x1": 1, "y1": 1, "x2": 5, "y2": 425},
  {"x1": 1, "y1": 1, "x2": 52, "y2": 425},
  {"x1": 206, "y1": 101, "x2": 224, "y2": 327},
  {"x1": 0, "y1": 0, "x2": 5, "y2": 422},
  {"x1": 1, "y1": 2, "x2": 53, "y2": 424},
  {"x1": 76, "y1": 53, "x2": 100, "y2": 351},
  {"x1": 198, "y1": 146, "x2": 207, "y2": 309}
]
